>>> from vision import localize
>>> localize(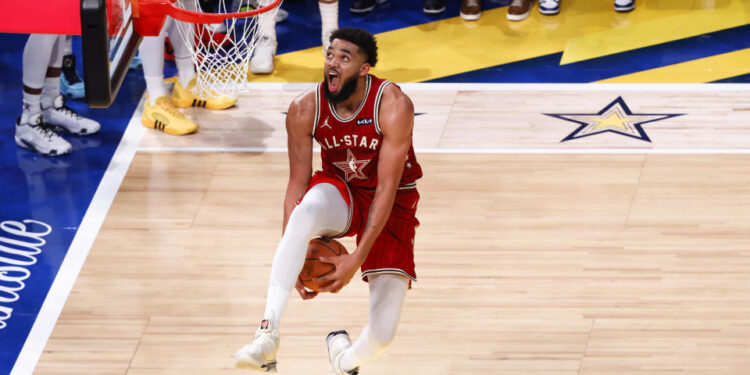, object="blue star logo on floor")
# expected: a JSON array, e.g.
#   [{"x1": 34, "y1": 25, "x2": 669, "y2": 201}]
[{"x1": 545, "y1": 97, "x2": 683, "y2": 143}]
